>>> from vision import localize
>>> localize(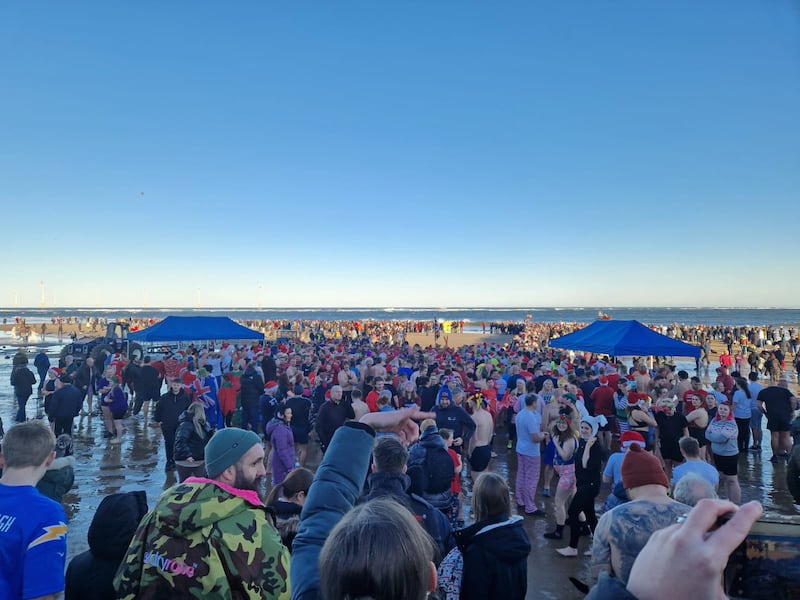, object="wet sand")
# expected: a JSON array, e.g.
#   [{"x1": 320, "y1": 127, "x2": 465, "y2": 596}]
[{"x1": 1, "y1": 334, "x2": 798, "y2": 599}]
